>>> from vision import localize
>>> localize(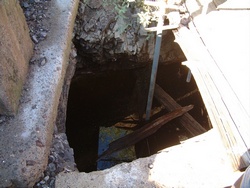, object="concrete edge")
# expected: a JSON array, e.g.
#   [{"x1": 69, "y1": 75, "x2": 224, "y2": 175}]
[
  {"x1": 56, "y1": 130, "x2": 243, "y2": 188},
  {"x1": 0, "y1": 0, "x2": 79, "y2": 187}
]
